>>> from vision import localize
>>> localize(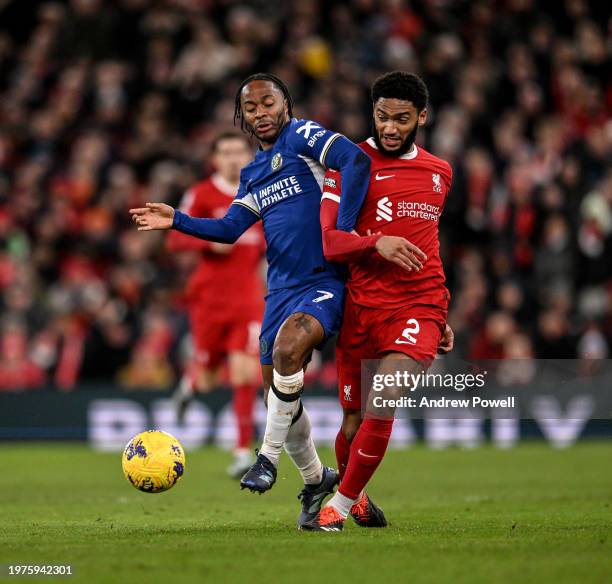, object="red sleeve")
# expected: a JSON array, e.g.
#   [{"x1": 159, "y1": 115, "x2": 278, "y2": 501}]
[
  {"x1": 441, "y1": 161, "x2": 453, "y2": 209},
  {"x1": 166, "y1": 187, "x2": 211, "y2": 252},
  {"x1": 444, "y1": 161, "x2": 453, "y2": 191},
  {"x1": 320, "y1": 174, "x2": 381, "y2": 263}
]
